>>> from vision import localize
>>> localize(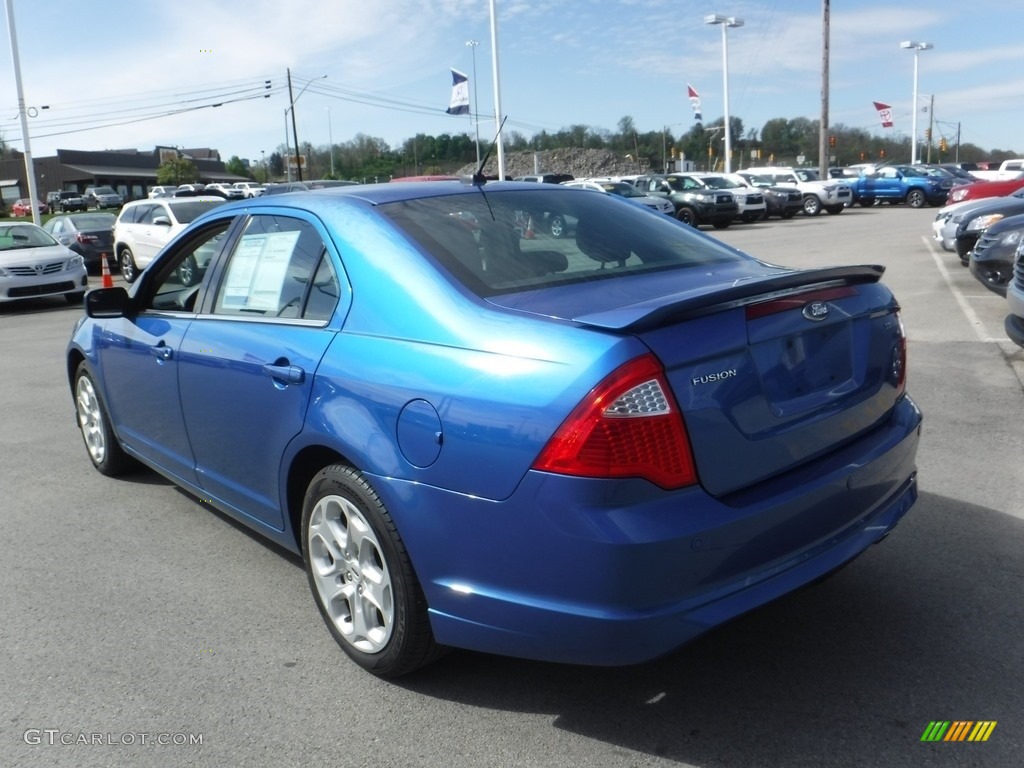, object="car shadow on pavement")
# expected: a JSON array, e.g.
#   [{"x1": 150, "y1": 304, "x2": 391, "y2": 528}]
[{"x1": 398, "y1": 490, "x2": 1022, "y2": 767}]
